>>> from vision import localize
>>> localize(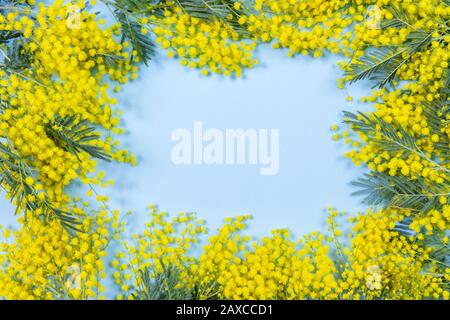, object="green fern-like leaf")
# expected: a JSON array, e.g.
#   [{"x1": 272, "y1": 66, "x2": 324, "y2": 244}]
[
  {"x1": 45, "y1": 115, "x2": 111, "y2": 162},
  {"x1": 131, "y1": 259, "x2": 220, "y2": 300},
  {"x1": 394, "y1": 218, "x2": 449, "y2": 274},
  {"x1": 115, "y1": 9, "x2": 156, "y2": 65},
  {"x1": 351, "y1": 173, "x2": 449, "y2": 212},
  {"x1": 422, "y1": 99, "x2": 446, "y2": 135},
  {"x1": 133, "y1": 263, "x2": 193, "y2": 300},
  {"x1": 175, "y1": 0, "x2": 231, "y2": 19},
  {"x1": 444, "y1": 67, "x2": 450, "y2": 94},
  {"x1": 172, "y1": 0, "x2": 248, "y2": 35},
  {"x1": 0, "y1": 30, "x2": 21, "y2": 43},
  {"x1": 381, "y1": 4, "x2": 413, "y2": 29},
  {"x1": 405, "y1": 30, "x2": 434, "y2": 55},
  {"x1": 345, "y1": 47, "x2": 408, "y2": 88},
  {"x1": 0, "y1": 38, "x2": 33, "y2": 72}
]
